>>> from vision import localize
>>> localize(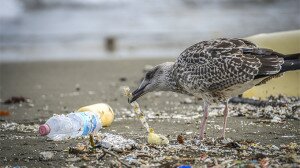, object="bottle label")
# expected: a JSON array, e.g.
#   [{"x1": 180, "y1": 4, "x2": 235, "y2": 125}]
[
  {"x1": 78, "y1": 112, "x2": 100, "y2": 136},
  {"x1": 90, "y1": 113, "x2": 98, "y2": 132}
]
